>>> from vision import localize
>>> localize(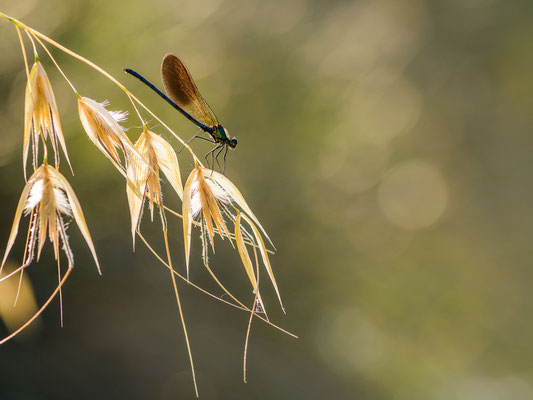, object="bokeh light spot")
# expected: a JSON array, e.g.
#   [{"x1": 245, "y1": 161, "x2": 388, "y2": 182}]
[
  {"x1": 0, "y1": 264, "x2": 39, "y2": 335},
  {"x1": 314, "y1": 308, "x2": 386, "y2": 376},
  {"x1": 319, "y1": 124, "x2": 389, "y2": 194},
  {"x1": 430, "y1": 376, "x2": 533, "y2": 400},
  {"x1": 353, "y1": 77, "x2": 423, "y2": 144},
  {"x1": 378, "y1": 160, "x2": 448, "y2": 230}
]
